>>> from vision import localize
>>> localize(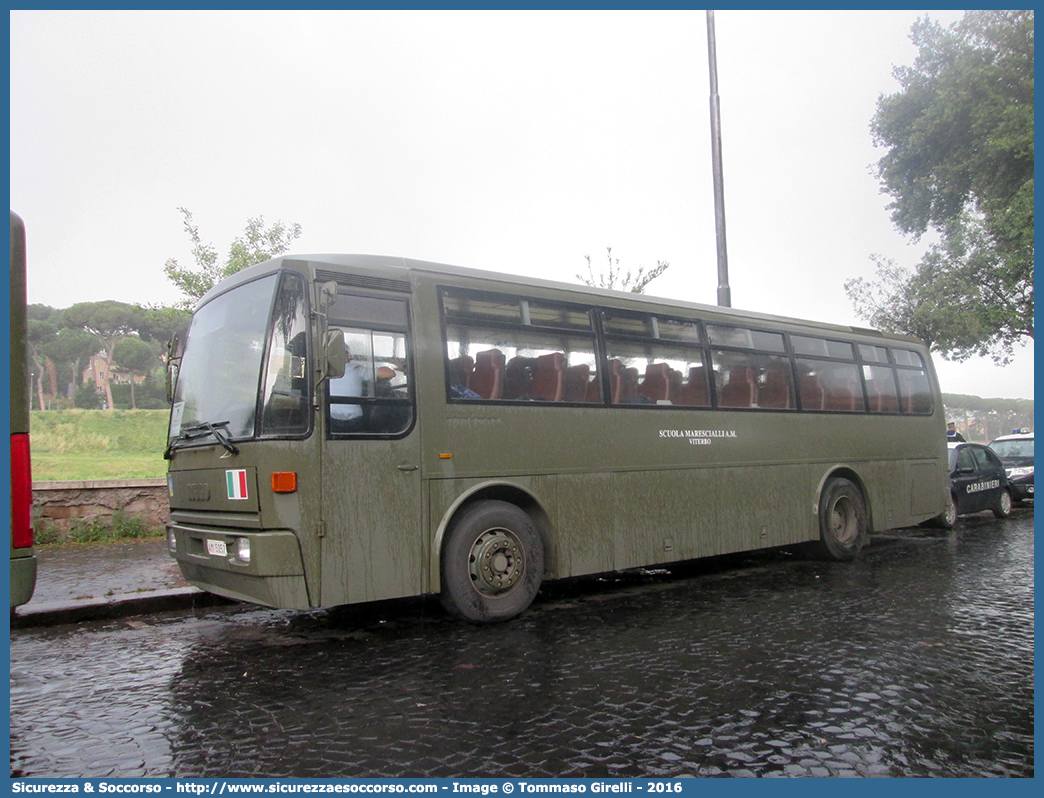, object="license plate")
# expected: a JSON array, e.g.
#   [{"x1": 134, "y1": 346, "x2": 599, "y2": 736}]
[{"x1": 206, "y1": 539, "x2": 228, "y2": 557}]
